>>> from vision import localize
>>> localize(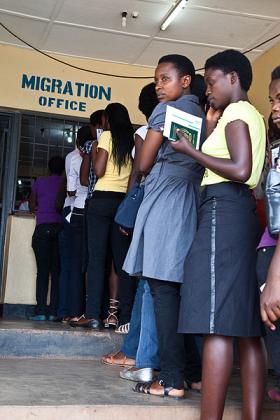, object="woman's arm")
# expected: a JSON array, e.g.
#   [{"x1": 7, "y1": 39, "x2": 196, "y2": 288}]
[
  {"x1": 139, "y1": 129, "x2": 163, "y2": 176},
  {"x1": 67, "y1": 161, "x2": 77, "y2": 197},
  {"x1": 28, "y1": 191, "x2": 37, "y2": 212},
  {"x1": 55, "y1": 177, "x2": 67, "y2": 212},
  {"x1": 93, "y1": 142, "x2": 108, "y2": 178},
  {"x1": 80, "y1": 154, "x2": 90, "y2": 186},
  {"x1": 127, "y1": 134, "x2": 144, "y2": 191},
  {"x1": 171, "y1": 119, "x2": 252, "y2": 183},
  {"x1": 260, "y1": 235, "x2": 280, "y2": 330}
]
